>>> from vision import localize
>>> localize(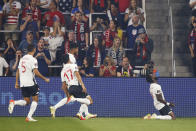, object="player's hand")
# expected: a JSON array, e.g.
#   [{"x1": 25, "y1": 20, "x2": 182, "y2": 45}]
[
  {"x1": 15, "y1": 83, "x2": 20, "y2": 89},
  {"x1": 82, "y1": 87, "x2": 87, "y2": 93},
  {"x1": 44, "y1": 78, "x2": 50, "y2": 83},
  {"x1": 169, "y1": 102, "x2": 175, "y2": 107}
]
